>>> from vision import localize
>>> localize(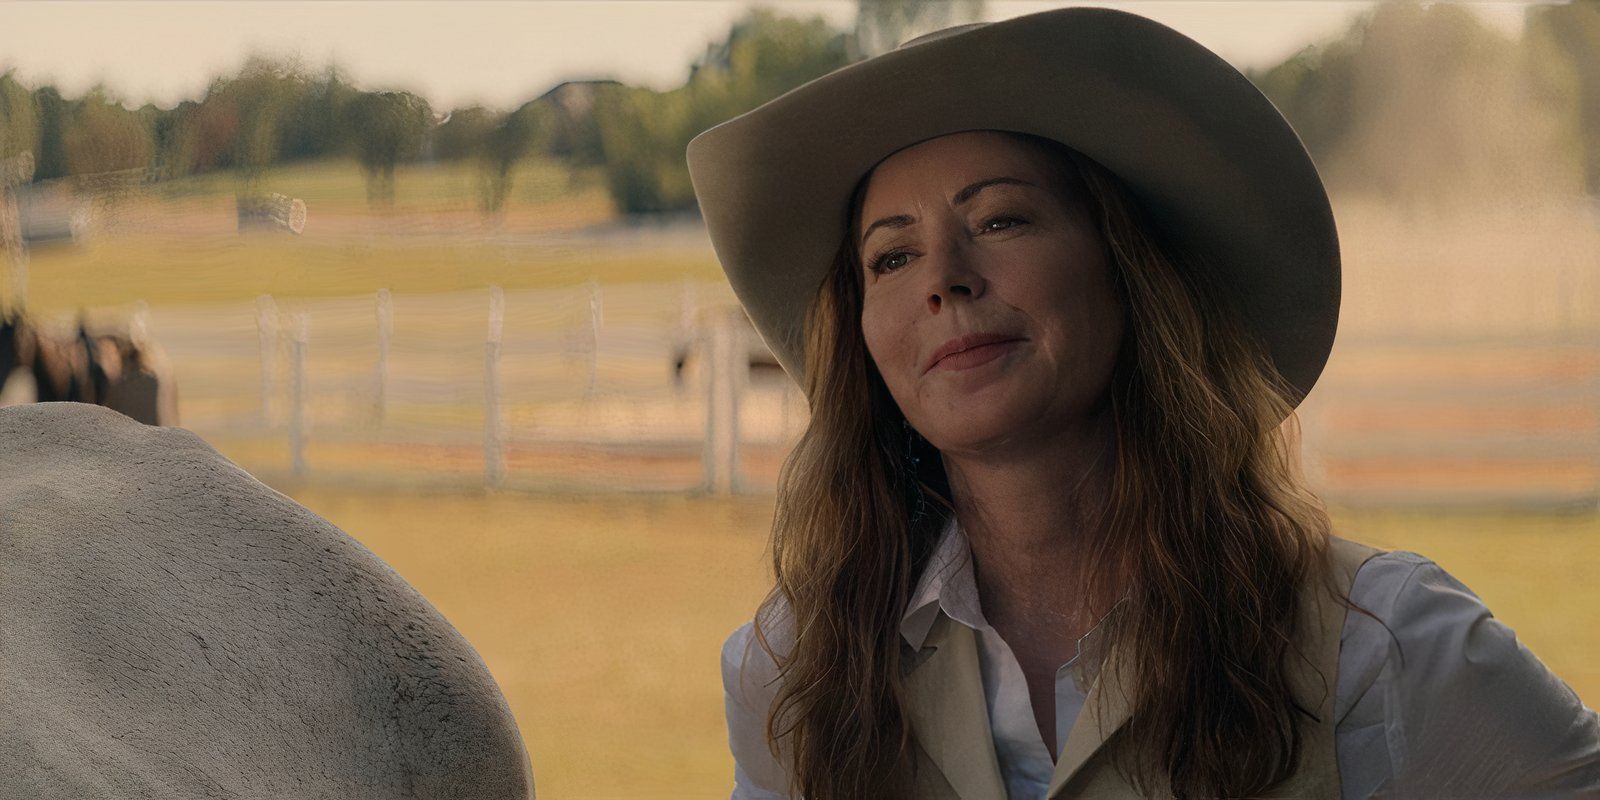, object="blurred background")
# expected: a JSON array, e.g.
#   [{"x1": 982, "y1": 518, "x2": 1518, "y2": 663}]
[{"x1": 1, "y1": 0, "x2": 1596, "y2": 796}]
